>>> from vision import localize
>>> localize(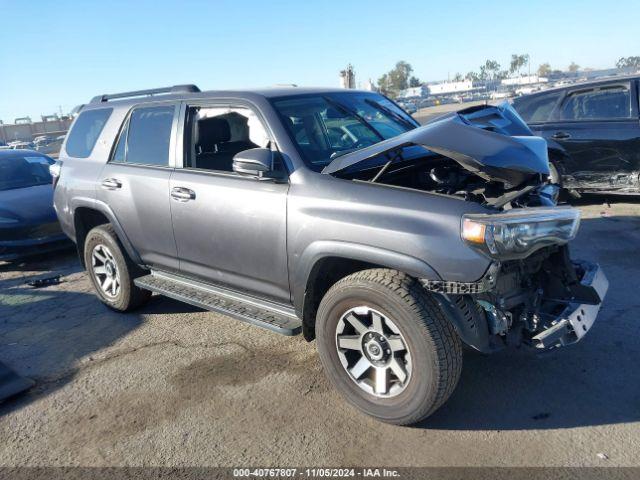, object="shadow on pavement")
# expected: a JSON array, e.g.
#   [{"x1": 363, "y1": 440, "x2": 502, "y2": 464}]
[
  {"x1": 0, "y1": 253, "x2": 201, "y2": 416},
  {"x1": 0, "y1": 247, "x2": 77, "y2": 274},
  {"x1": 419, "y1": 213, "x2": 640, "y2": 430}
]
